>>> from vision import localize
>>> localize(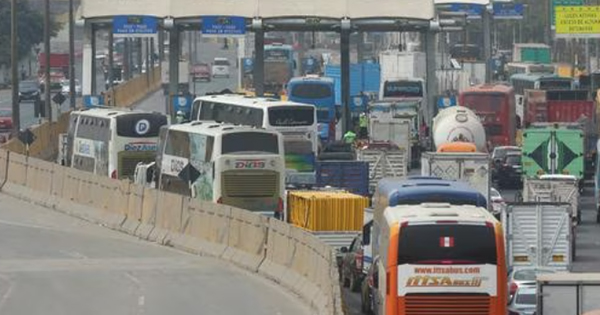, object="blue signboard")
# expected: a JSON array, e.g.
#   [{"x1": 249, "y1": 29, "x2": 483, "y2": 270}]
[
  {"x1": 83, "y1": 95, "x2": 105, "y2": 108},
  {"x1": 202, "y1": 16, "x2": 246, "y2": 37},
  {"x1": 112, "y1": 16, "x2": 158, "y2": 38},
  {"x1": 449, "y1": 4, "x2": 484, "y2": 19},
  {"x1": 242, "y1": 57, "x2": 254, "y2": 73},
  {"x1": 172, "y1": 95, "x2": 193, "y2": 117},
  {"x1": 493, "y1": 3, "x2": 524, "y2": 20}
]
